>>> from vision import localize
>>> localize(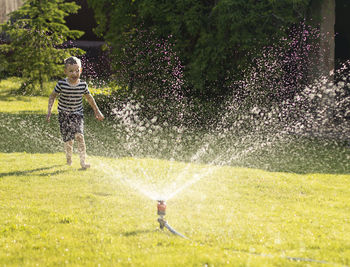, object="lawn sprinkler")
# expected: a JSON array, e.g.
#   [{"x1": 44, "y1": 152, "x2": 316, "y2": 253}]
[
  {"x1": 157, "y1": 200, "x2": 167, "y2": 228},
  {"x1": 156, "y1": 200, "x2": 188, "y2": 239}
]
